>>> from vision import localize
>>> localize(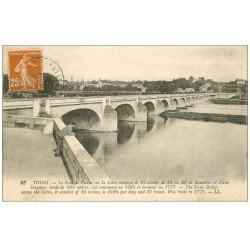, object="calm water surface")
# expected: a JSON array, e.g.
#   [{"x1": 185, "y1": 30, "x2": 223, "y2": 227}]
[
  {"x1": 75, "y1": 103, "x2": 247, "y2": 182},
  {"x1": 184, "y1": 102, "x2": 247, "y2": 115}
]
